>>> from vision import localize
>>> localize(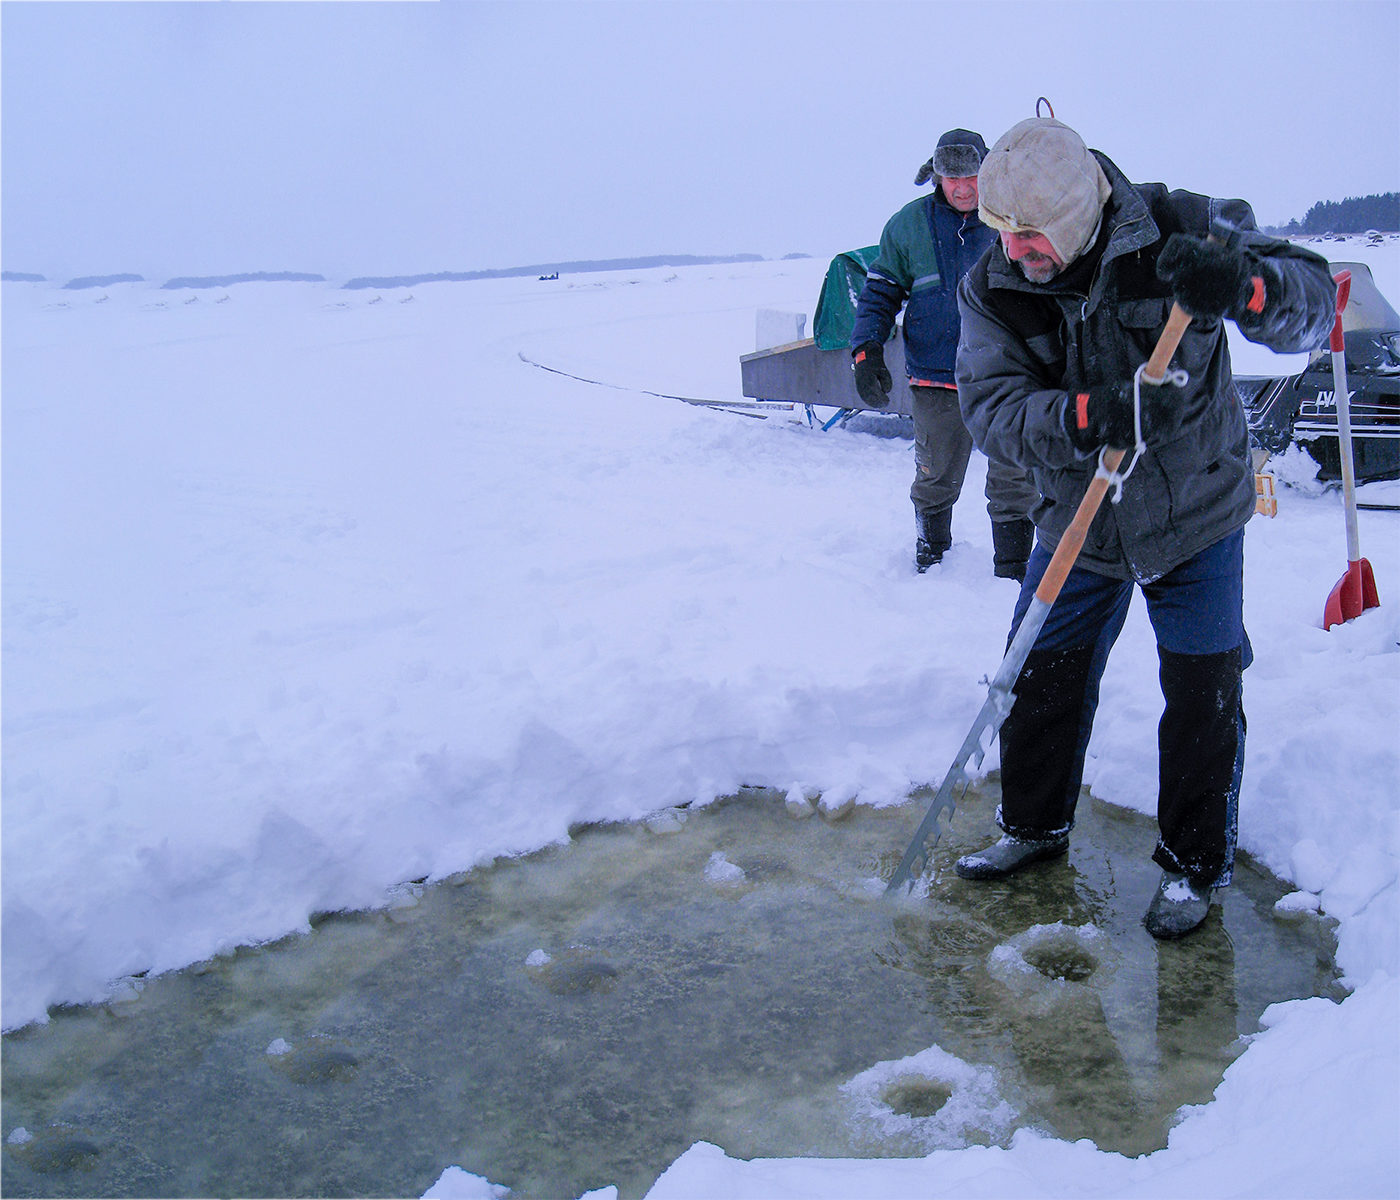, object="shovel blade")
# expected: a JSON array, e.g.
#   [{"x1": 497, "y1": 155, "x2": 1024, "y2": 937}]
[{"x1": 1324, "y1": 558, "x2": 1381, "y2": 629}]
